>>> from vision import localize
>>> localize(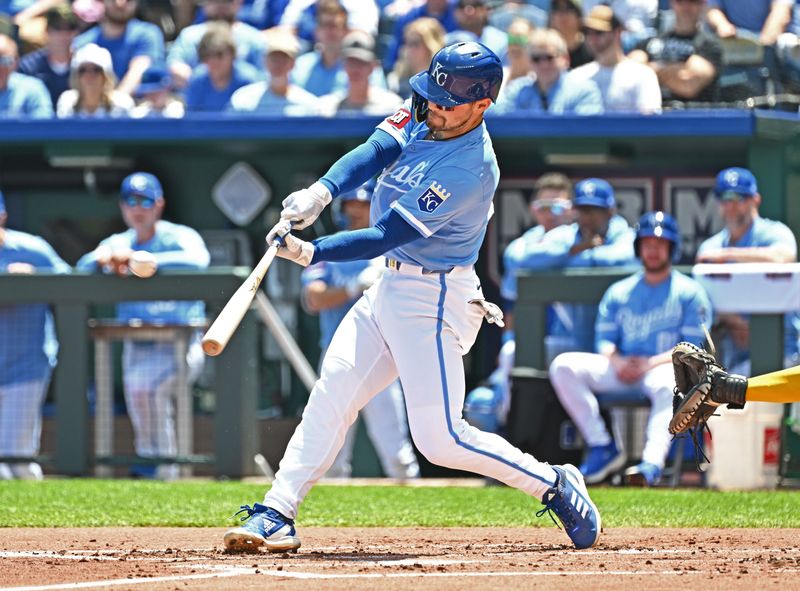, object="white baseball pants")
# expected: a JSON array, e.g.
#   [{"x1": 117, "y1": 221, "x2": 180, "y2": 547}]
[
  {"x1": 265, "y1": 265, "x2": 558, "y2": 519},
  {"x1": 0, "y1": 375, "x2": 49, "y2": 480},
  {"x1": 123, "y1": 336, "x2": 204, "y2": 479},
  {"x1": 549, "y1": 352, "x2": 674, "y2": 468},
  {"x1": 326, "y1": 378, "x2": 420, "y2": 479}
]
